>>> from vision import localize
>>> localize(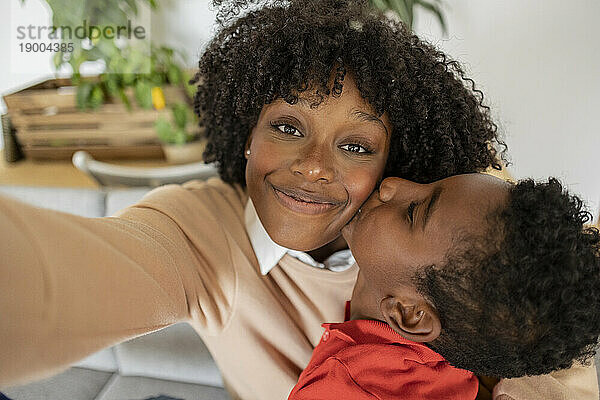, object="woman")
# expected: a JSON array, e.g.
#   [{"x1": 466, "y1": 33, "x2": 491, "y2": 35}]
[{"x1": 1, "y1": 1, "x2": 594, "y2": 399}]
